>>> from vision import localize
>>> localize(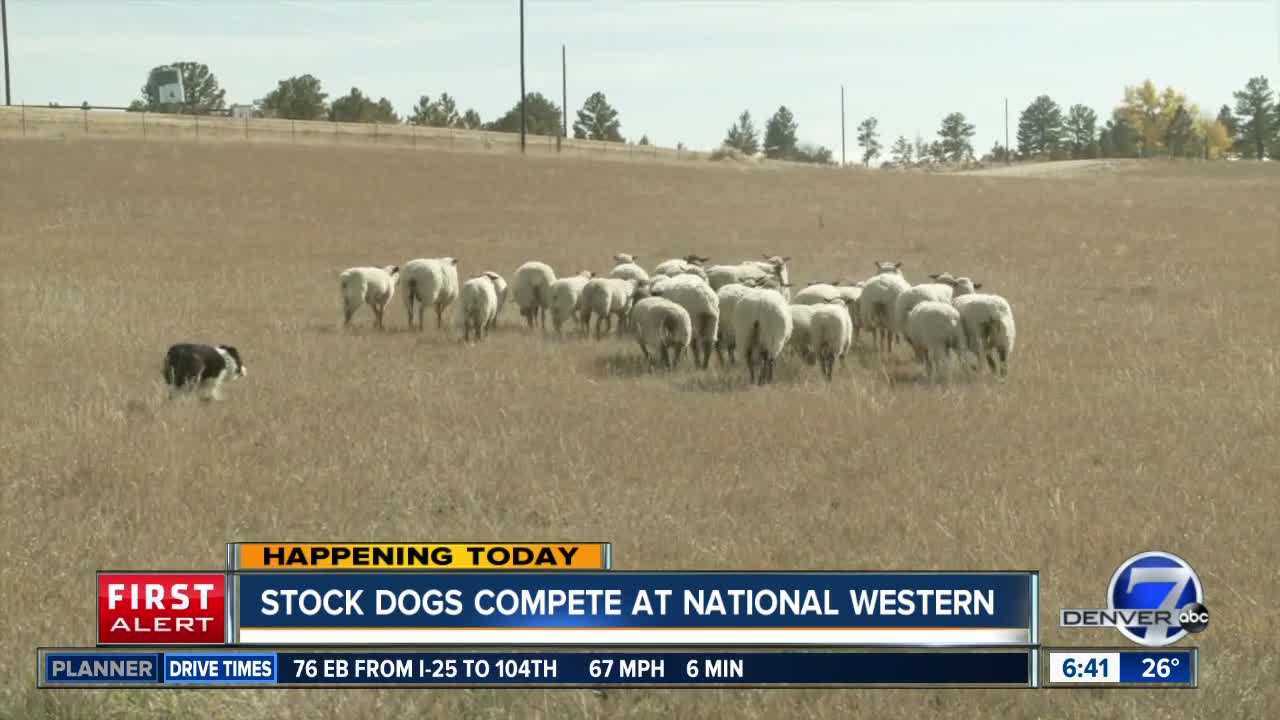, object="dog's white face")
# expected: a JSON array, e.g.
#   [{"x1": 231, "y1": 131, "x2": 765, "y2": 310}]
[{"x1": 217, "y1": 345, "x2": 247, "y2": 379}]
